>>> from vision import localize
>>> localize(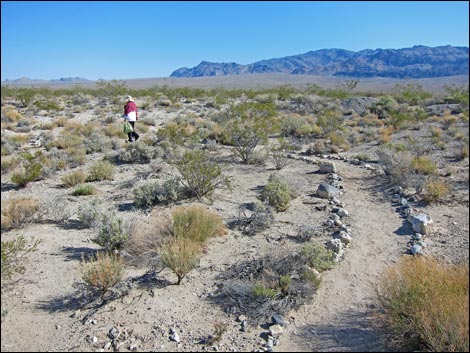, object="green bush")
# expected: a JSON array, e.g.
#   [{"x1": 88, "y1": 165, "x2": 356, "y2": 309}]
[
  {"x1": 316, "y1": 109, "x2": 344, "y2": 134},
  {"x1": 133, "y1": 178, "x2": 182, "y2": 208},
  {"x1": 119, "y1": 141, "x2": 156, "y2": 164},
  {"x1": 259, "y1": 174, "x2": 293, "y2": 212},
  {"x1": 10, "y1": 152, "x2": 44, "y2": 187},
  {"x1": 175, "y1": 150, "x2": 230, "y2": 200},
  {"x1": 86, "y1": 160, "x2": 115, "y2": 181},
  {"x1": 300, "y1": 242, "x2": 336, "y2": 271},
  {"x1": 1, "y1": 236, "x2": 41, "y2": 283},
  {"x1": 92, "y1": 212, "x2": 128, "y2": 253},
  {"x1": 72, "y1": 184, "x2": 96, "y2": 196}
]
